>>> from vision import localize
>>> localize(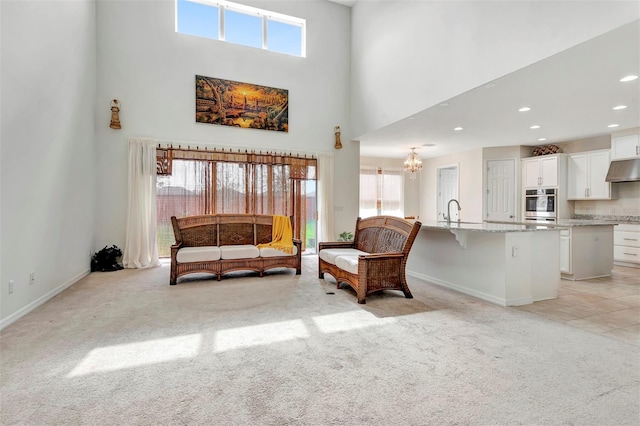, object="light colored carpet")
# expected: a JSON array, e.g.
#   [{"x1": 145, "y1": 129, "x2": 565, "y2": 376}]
[{"x1": 1, "y1": 256, "x2": 638, "y2": 425}]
